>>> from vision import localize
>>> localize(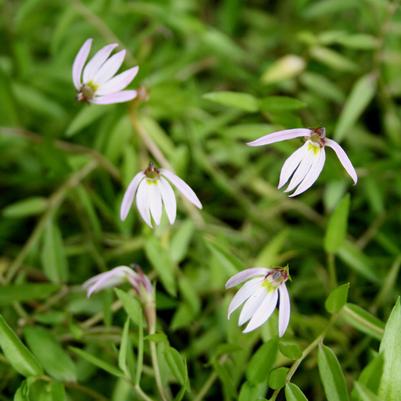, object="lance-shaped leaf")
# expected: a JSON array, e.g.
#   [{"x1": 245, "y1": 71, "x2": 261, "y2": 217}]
[{"x1": 285, "y1": 383, "x2": 309, "y2": 401}]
